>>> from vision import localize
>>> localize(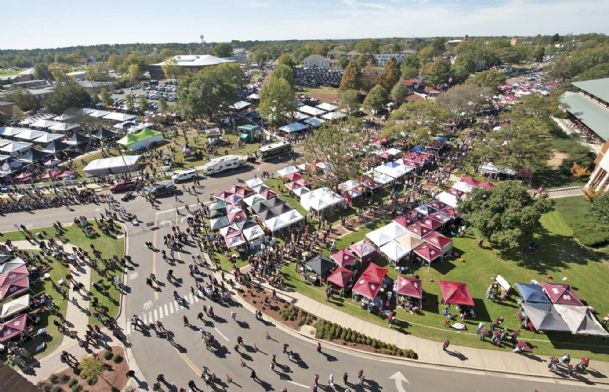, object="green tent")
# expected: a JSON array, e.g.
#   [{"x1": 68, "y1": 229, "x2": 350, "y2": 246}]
[
  {"x1": 117, "y1": 128, "x2": 164, "y2": 151},
  {"x1": 238, "y1": 124, "x2": 261, "y2": 143}
]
